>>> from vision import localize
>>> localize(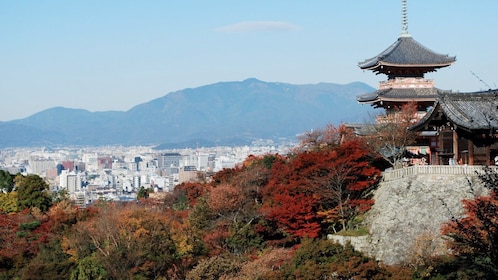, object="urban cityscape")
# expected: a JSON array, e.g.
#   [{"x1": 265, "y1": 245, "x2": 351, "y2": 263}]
[{"x1": 0, "y1": 139, "x2": 296, "y2": 207}]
